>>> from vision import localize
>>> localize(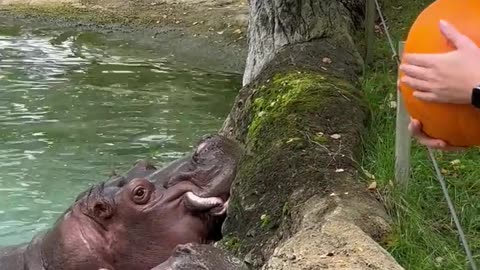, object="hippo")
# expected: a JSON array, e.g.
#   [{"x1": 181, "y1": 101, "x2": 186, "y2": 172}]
[
  {"x1": 0, "y1": 134, "x2": 244, "y2": 270},
  {"x1": 152, "y1": 243, "x2": 249, "y2": 270}
]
